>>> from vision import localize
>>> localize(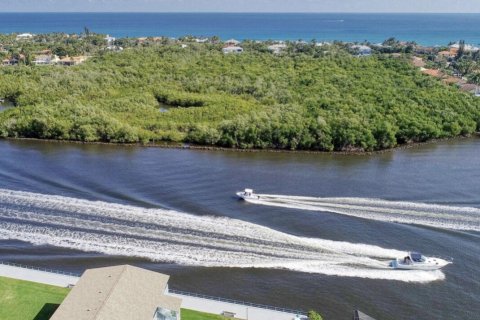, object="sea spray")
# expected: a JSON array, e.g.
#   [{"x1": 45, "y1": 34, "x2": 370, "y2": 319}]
[
  {"x1": 248, "y1": 194, "x2": 480, "y2": 231},
  {"x1": 0, "y1": 188, "x2": 447, "y2": 282}
]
